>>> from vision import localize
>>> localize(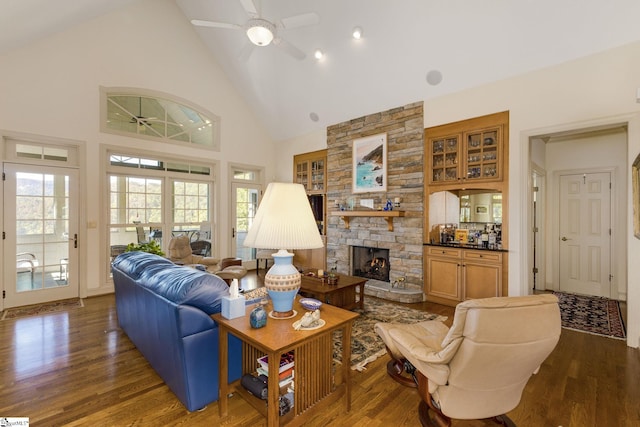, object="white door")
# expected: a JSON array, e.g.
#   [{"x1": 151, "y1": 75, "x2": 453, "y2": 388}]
[
  {"x1": 558, "y1": 172, "x2": 611, "y2": 297},
  {"x1": 4, "y1": 164, "x2": 79, "y2": 308},
  {"x1": 231, "y1": 183, "x2": 261, "y2": 269}
]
